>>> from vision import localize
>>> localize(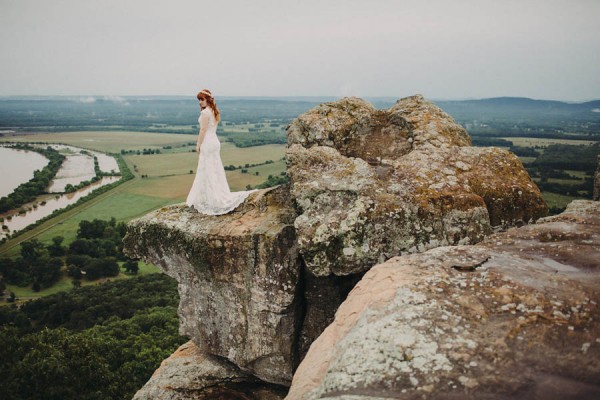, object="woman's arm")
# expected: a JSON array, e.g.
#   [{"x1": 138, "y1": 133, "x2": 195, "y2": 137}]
[{"x1": 196, "y1": 110, "x2": 209, "y2": 153}]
